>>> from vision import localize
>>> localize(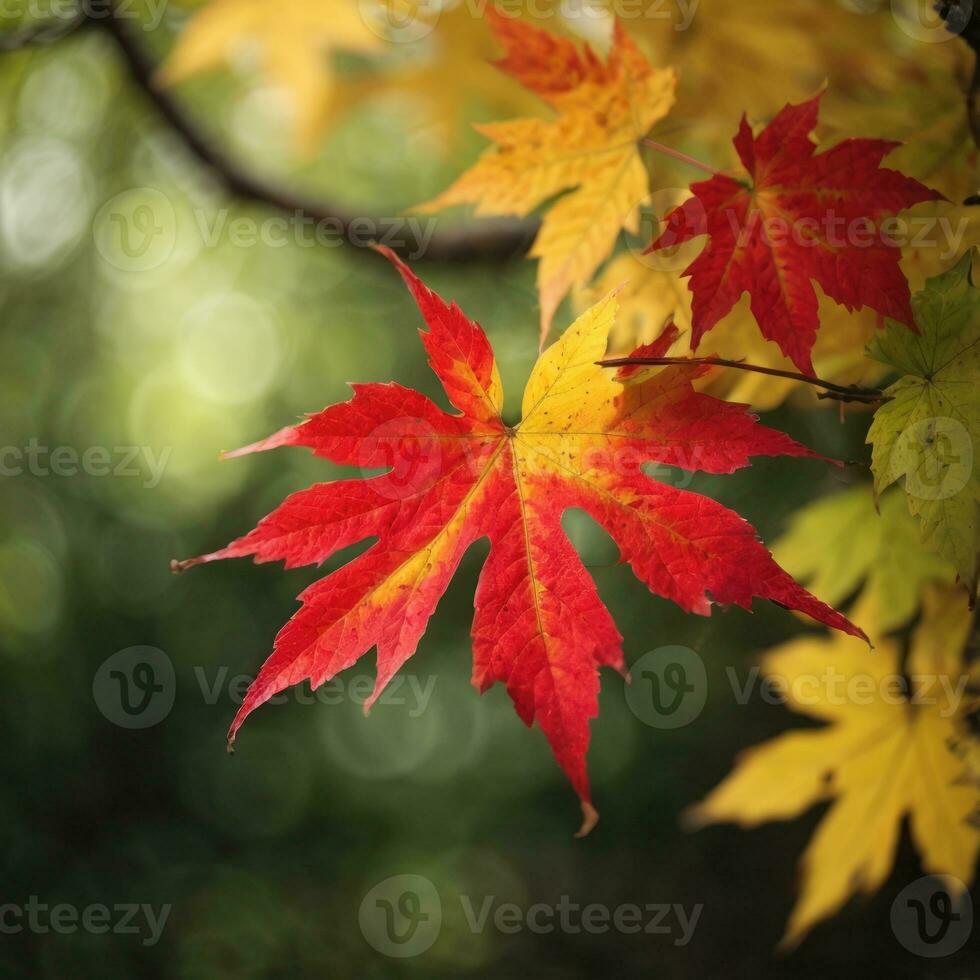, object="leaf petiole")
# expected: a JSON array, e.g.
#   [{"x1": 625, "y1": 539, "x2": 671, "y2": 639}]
[{"x1": 641, "y1": 138, "x2": 724, "y2": 178}]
